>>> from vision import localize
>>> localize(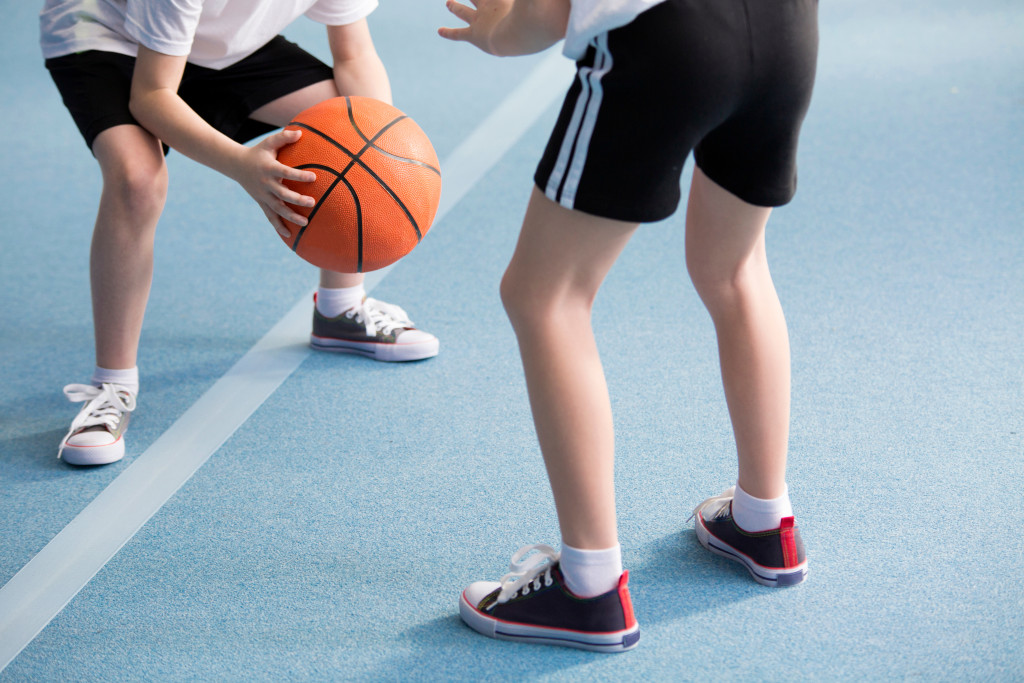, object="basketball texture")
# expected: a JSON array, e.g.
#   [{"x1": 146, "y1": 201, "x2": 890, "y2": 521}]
[{"x1": 277, "y1": 96, "x2": 441, "y2": 273}]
